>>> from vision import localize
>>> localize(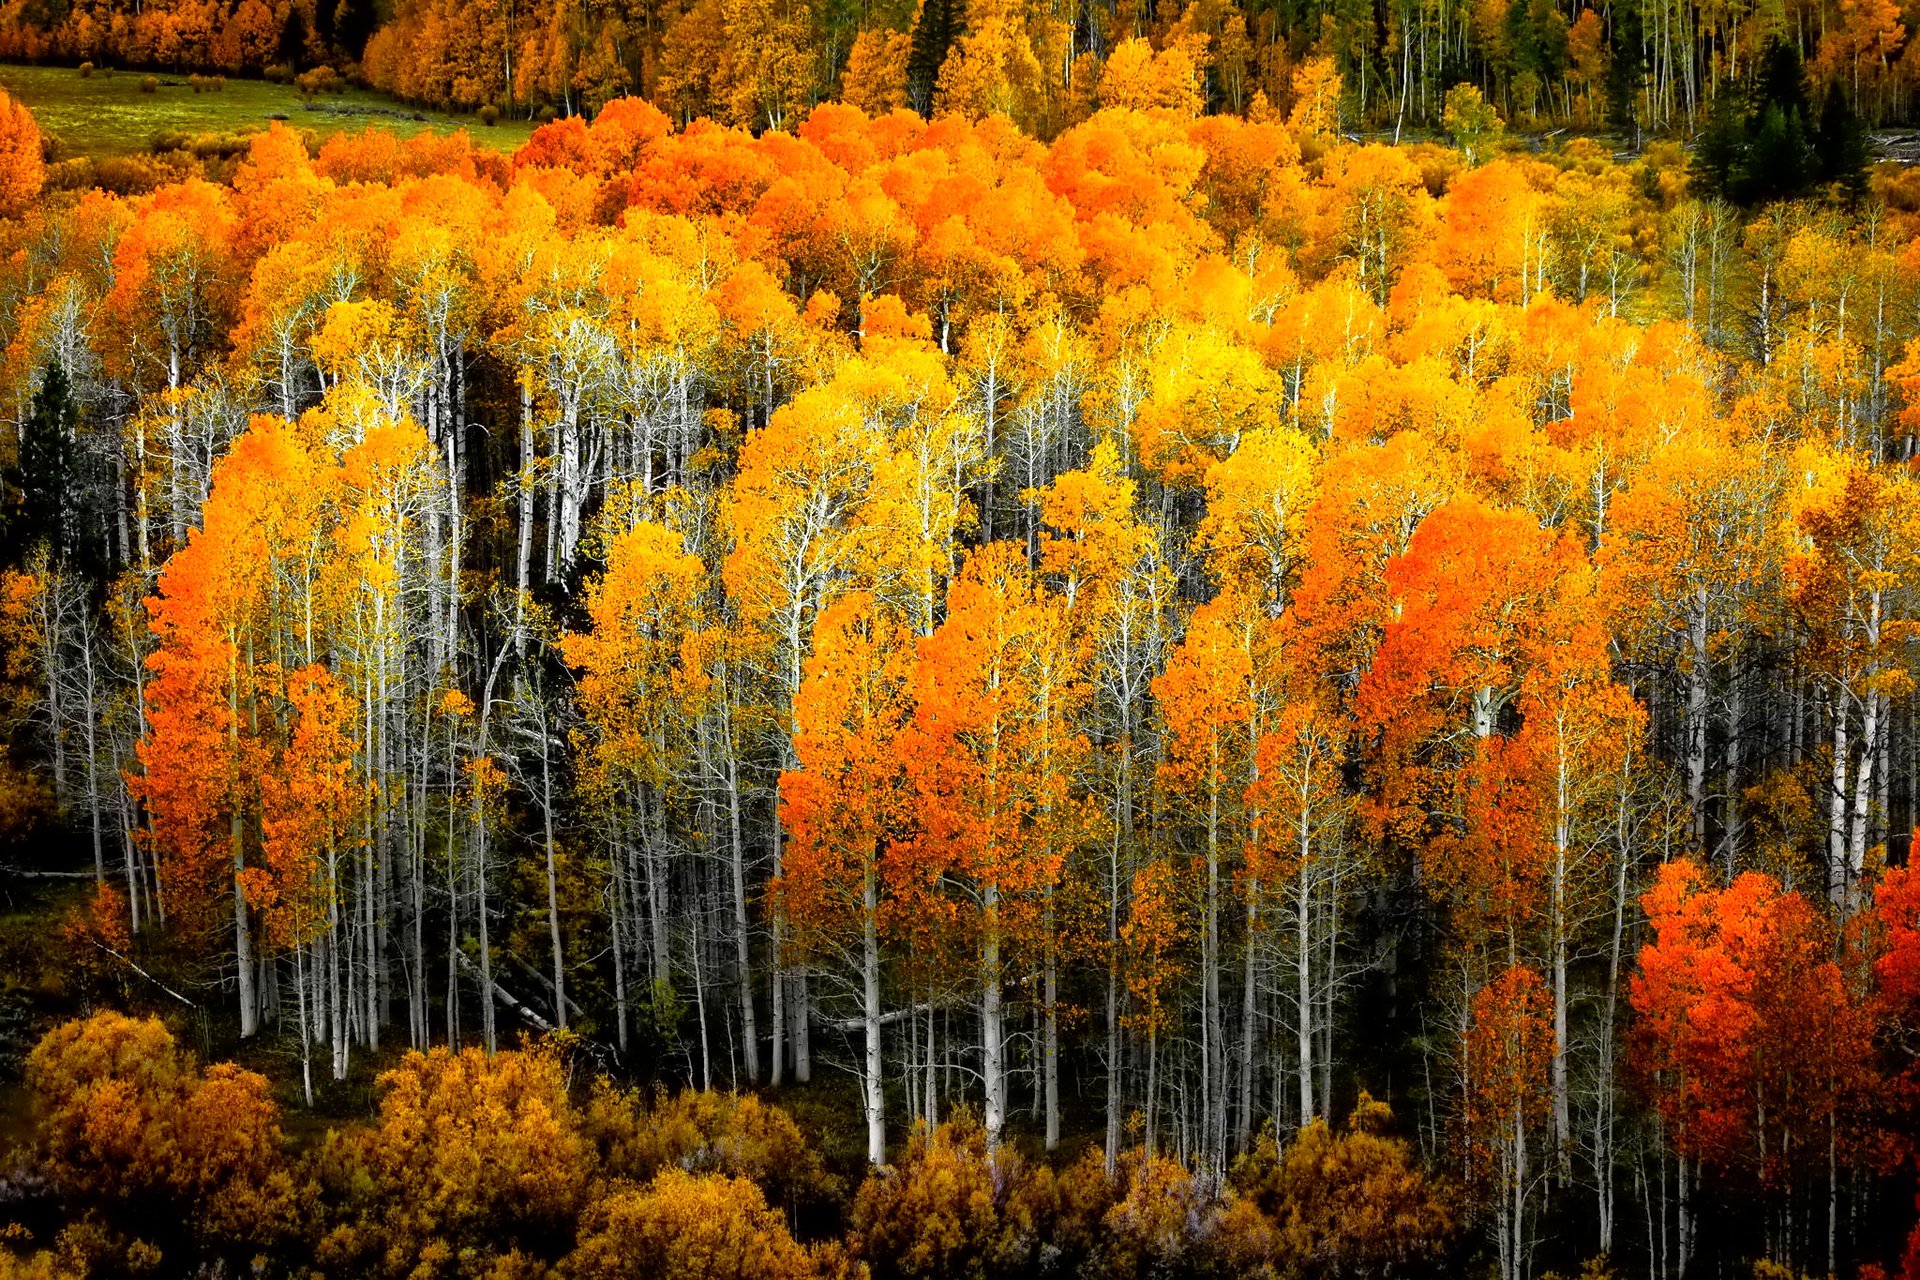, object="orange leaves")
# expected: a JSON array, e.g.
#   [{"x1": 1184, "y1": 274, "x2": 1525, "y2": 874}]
[
  {"x1": 561, "y1": 519, "x2": 709, "y2": 795},
  {"x1": 1788, "y1": 451, "x2": 1920, "y2": 687},
  {"x1": 907, "y1": 543, "x2": 1089, "y2": 904},
  {"x1": 1361, "y1": 496, "x2": 1581, "y2": 734},
  {"x1": 1598, "y1": 427, "x2": 1781, "y2": 646},
  {"x1": 1461, "y1": 963, "x2": 1554, "y2": 1192},
  {"x1": 1197, "y1": 424, "x2": 1317, "y2": 603},
  {"x1": 1281, "y1": 430, "x2": 1453, "y2": 688},
  {"x1": 0, "y1": 88, "x2": 43, "y2": 220},
  {"x1": 568, "y1": 1169, "x2": 821, "y2": 1280},
  {"x1": 258, "y1": 664, "x2": 359, "y2": 949},
  {"x1": 1097, "y1": 40, "x2": 1205, "y2": 117},
  {"x1": 1630, "y1": 860, "x2": 1876, "y2": 1186},
  {"x1": 25, "y1": 1013, "x2": 293, "y2": 1256},
  {"x1": 137, "y1": 412, "x2": 432, "y2": 955},
  {"x1": 1427, "y1": 159, "x2": 1549, "y2": 303},
  {"x1": 1130, "y1": 324, "x2": 1282, "y2": 489},
  {"x1": 1035, "y1": 437, "x2": 1160, "y2": 613},
  {"x1": 101, "y1": 178, "x2": 238, "y2": 384},
  {"x1": 777, "y1": 592, "x2": 917, "y2": 957},
  {"x1": 1122, "y1": 859, "x2": 1186, "y2": 1034},
  {"x1": 1426, "y1": 735, "x2": 1552, "y2": 938},
  {"x1": 1244, "y1": 698, "x2": 1350, "y2": 889},
  {"x1": 1875, "y1": 864, "x2": 1920, "y2": 1022},
  {"x1": 1154, "y1": 587, "x2": 1262, "y2": 820},
  {"x1": 320, "y1": 1043, "x2": 596, "y2": 1264}
]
